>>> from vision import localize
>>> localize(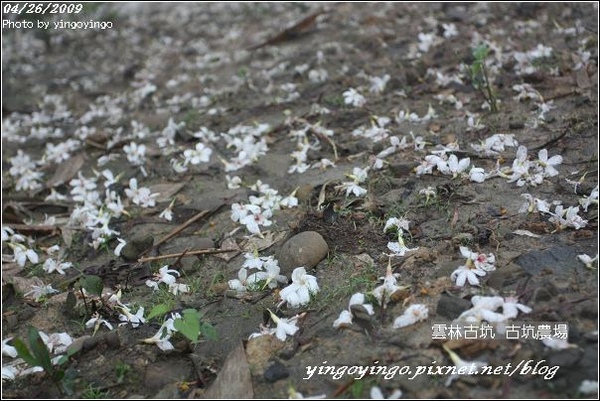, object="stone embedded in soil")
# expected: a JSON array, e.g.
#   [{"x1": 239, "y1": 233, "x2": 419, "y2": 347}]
[
  {"x1": 104, "y1": 331, "x2": 120, "y2": 348},
  {"x1": 263, "y1": 360, "x2": 290, "y2": 383},
  {"x1": 153, "y1": 384, "x2": 181, "y2": 399},
  {"x1": 120, "y1": 234, "x2": 154, "y2": 261},
  {"x1": 143, "y1": 360, "x2": 193, "y2": 391},
  {"x1": 277, "y1": 231, "x2": 329, "y2": 275},
  {"x1": 83, "y1": 336, "x2": 99, "y2": 351},
  {"x1": 161, "y1": 236, "x2": 214, "y2": 255},
  {"x1": 514, "y1": 245, "x2": 581, "y2": 276},
  {"x1": 436, "y1": 294, "x2": 472, "y2": 320},
  {"x1": 532, "y1": 280, "x2": 560, "y2": 302},
  {"x1": 484, "y1": 263, "x2": 530, "y2": 290},
  {"x1": 66, "y1": 335, "x2": 92, "y2": 355},
  {"x1": 246, "y1": 334, "x2": 285, "y2": 376},
  {"x1": 546, "y1": 347, "x2": 584, "y2": 369}
]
